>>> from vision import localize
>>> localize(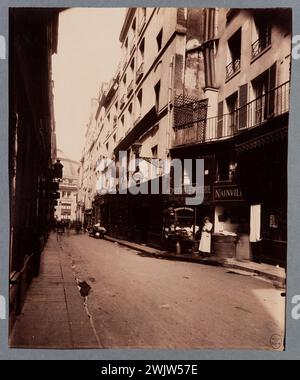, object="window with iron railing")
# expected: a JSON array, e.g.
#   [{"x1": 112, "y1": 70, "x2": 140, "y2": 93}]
[
  {"x1": 113, "y1": 115, "x2": 117, "y2": 128},
  {"x1": 252, "y1": 78, "x2": 268, "y2": 125},
  {"x1": 136, "y1": 62, "x2": 144, "y2": 83},
  {"x1": 127, "y1": 80, "x2": 134, "y2": 97},
  {"x1": 120, "y1": 94, "x2": 125, "y2": 109},
  {"x1": 226, "y1": 28, "x2": 241, "y2": 80},
  {"x1": 226, "y1": 59, "x2": 241, "y2": 80},
  {"x1": 173, "y1": 81, "x2": 290, "y2": 146},
  {"x1": 251, "y1": 26, "x2": 271, "y2": 59},
  {"x1": 226, "y1": 92, "x2": 239, "y2": 135}
]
